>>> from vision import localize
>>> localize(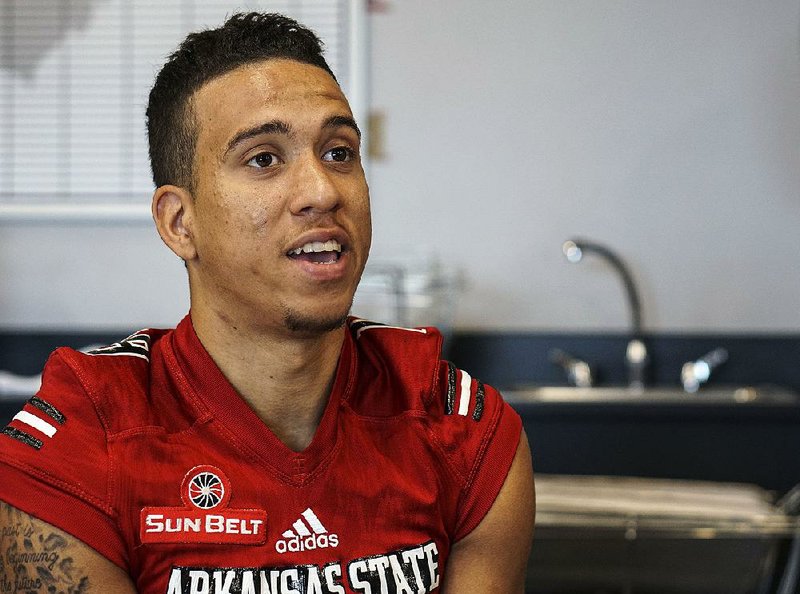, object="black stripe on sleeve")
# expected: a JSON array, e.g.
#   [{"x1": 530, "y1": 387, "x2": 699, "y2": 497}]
[
  {"x1": 349, "y1": 319, "x2": 386, "y2": 336},
  {"x1": 28, "y1": 396, "x2": 66, "y2": 425},
  {"x1": 445, "y1": 361, "x2": 457, "y2": 415},
  {"x1": 86, "y1": 331, "x2": 152, "y2": 361},
  {"x1": 473, "y1": 381, "x2": 485, "y2": 422},
  {"x1": 1, "y1": 427, "x2": 43, "y2": 450}
]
